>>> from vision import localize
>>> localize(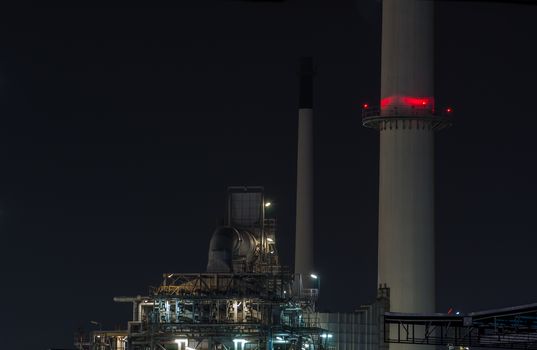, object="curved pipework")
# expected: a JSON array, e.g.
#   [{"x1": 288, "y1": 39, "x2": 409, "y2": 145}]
[
  {"x1": 207, "y1": 226, "x2": 257, "y2": 273},
  {"x1": 233, "y1": 229, "x2": 257, "y2": 264},
  {"x1": 207, "y1": 226, "x2": 236, "y2": 273}
]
